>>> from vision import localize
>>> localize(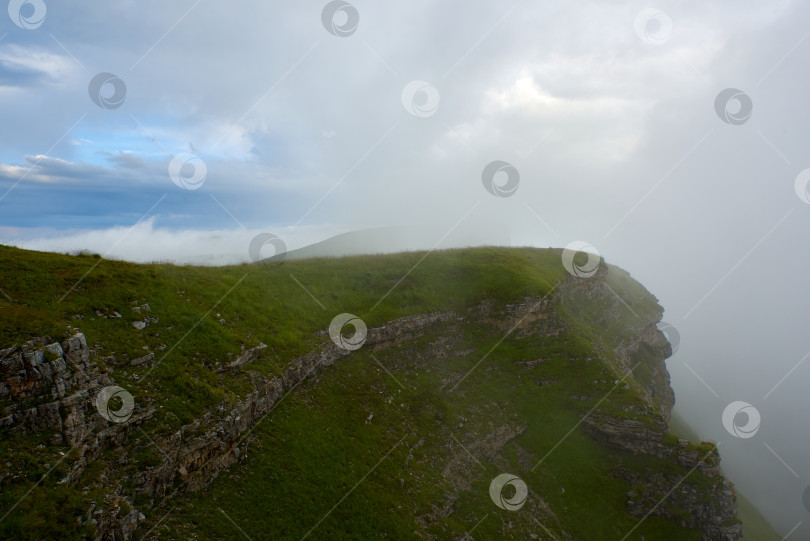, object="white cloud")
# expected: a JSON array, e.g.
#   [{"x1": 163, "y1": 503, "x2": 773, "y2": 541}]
[
  {"x1": 0, "y1": 44, "x2": 75, "y2": 85},
  {"x1": 3, "y1": 219, "x2": 348, "y2": 265}
]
